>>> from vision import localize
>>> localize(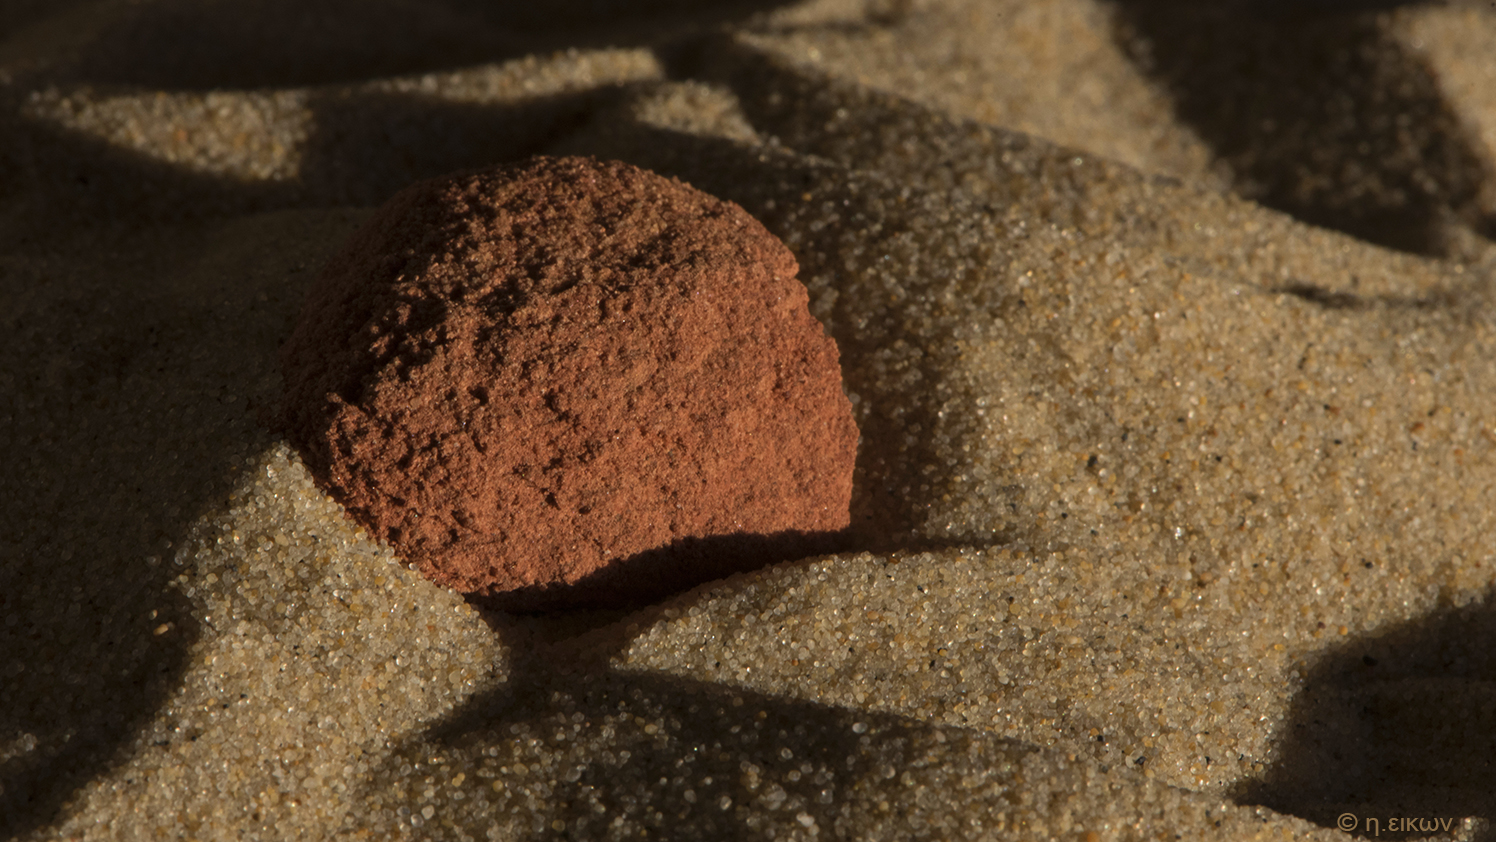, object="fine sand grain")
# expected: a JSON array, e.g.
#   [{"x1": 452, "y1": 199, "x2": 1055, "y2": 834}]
[{"x1": 3, "y1": 1, "x2": 1496, "y2": 840}]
